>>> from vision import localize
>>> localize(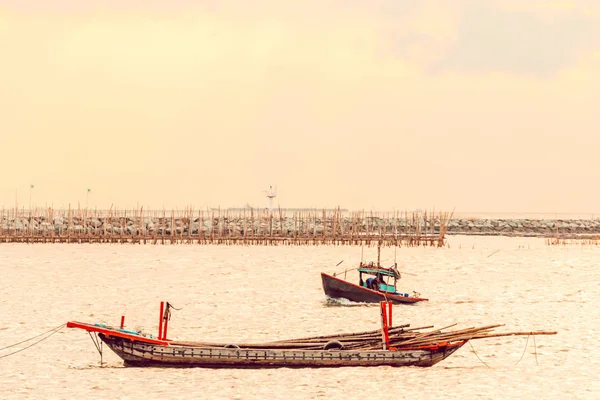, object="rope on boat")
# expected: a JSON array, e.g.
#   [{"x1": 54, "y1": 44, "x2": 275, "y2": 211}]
[
  {"x1": 532, "y1": 333, "x2": 539, "y2": 366},
  {"x1": 164, "y1": 302, "x2": 181, "y2": 322},
  {"x1": 515, "y1": 333, "x2": 539, "y2": 366},
  {"x1": 468, "y1": 341, "x2": 491, "y2": 368},
  {"x1": 88, "y1": 332, "x2": 104, "y2": 365},
  {"x1": 515, "y1": 334, "x2": 530, "y2": 365},
  {"x1": 0, "y1": 323, "x2": 66, "y2": 359},
  {"x1": 332, "y1": 264, "x2": 357, "y2": 277}
]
